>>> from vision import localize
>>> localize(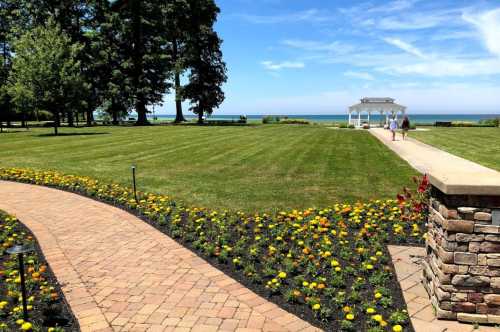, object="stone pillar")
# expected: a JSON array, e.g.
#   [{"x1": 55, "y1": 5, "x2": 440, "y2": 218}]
[{"x1": 422, "y1": 186, "x2": 500, "y2": 324}]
